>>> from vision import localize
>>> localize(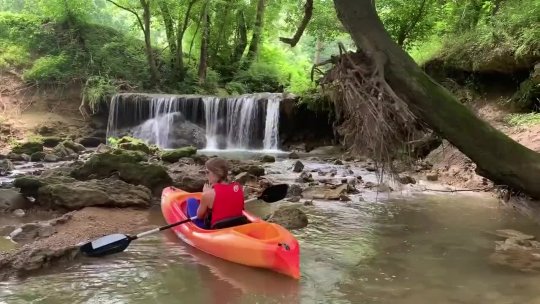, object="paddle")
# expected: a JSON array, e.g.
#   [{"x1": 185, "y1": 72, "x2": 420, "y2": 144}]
[{"x1": 79, "y1": 183, "x2": 289, "y2": 257}]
